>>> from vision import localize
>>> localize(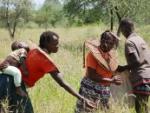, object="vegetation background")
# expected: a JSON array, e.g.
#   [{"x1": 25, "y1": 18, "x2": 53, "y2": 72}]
[{"x1": 0, "y1": 0, "x2": 150, "y2": 113}]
